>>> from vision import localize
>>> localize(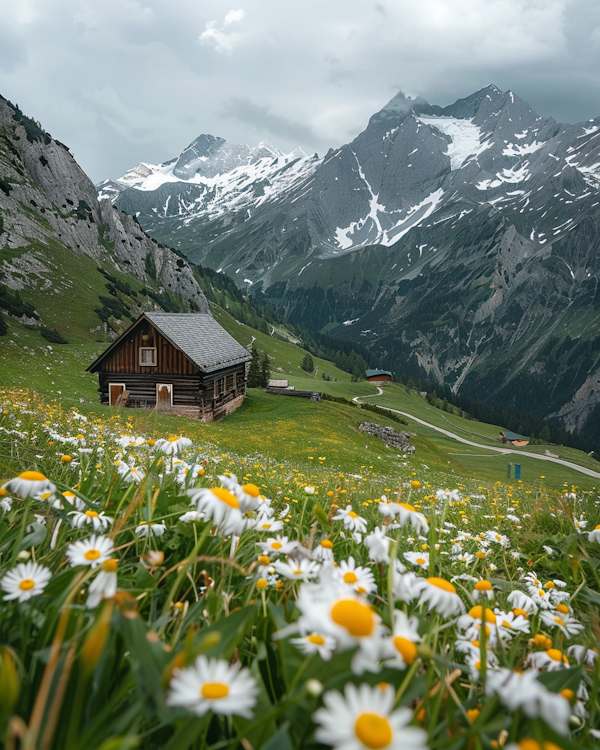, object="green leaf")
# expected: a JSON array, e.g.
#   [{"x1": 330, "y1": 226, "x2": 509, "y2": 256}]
[
  {"x1": 261, "y1": 722, "x2": 294, "y2": 750},
  {"x1": 18, "y1": 522, "x2": 46, "y2": 550},
  {"x1": 537, "y1": 666, "x2": 582, "y2": 693}
]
